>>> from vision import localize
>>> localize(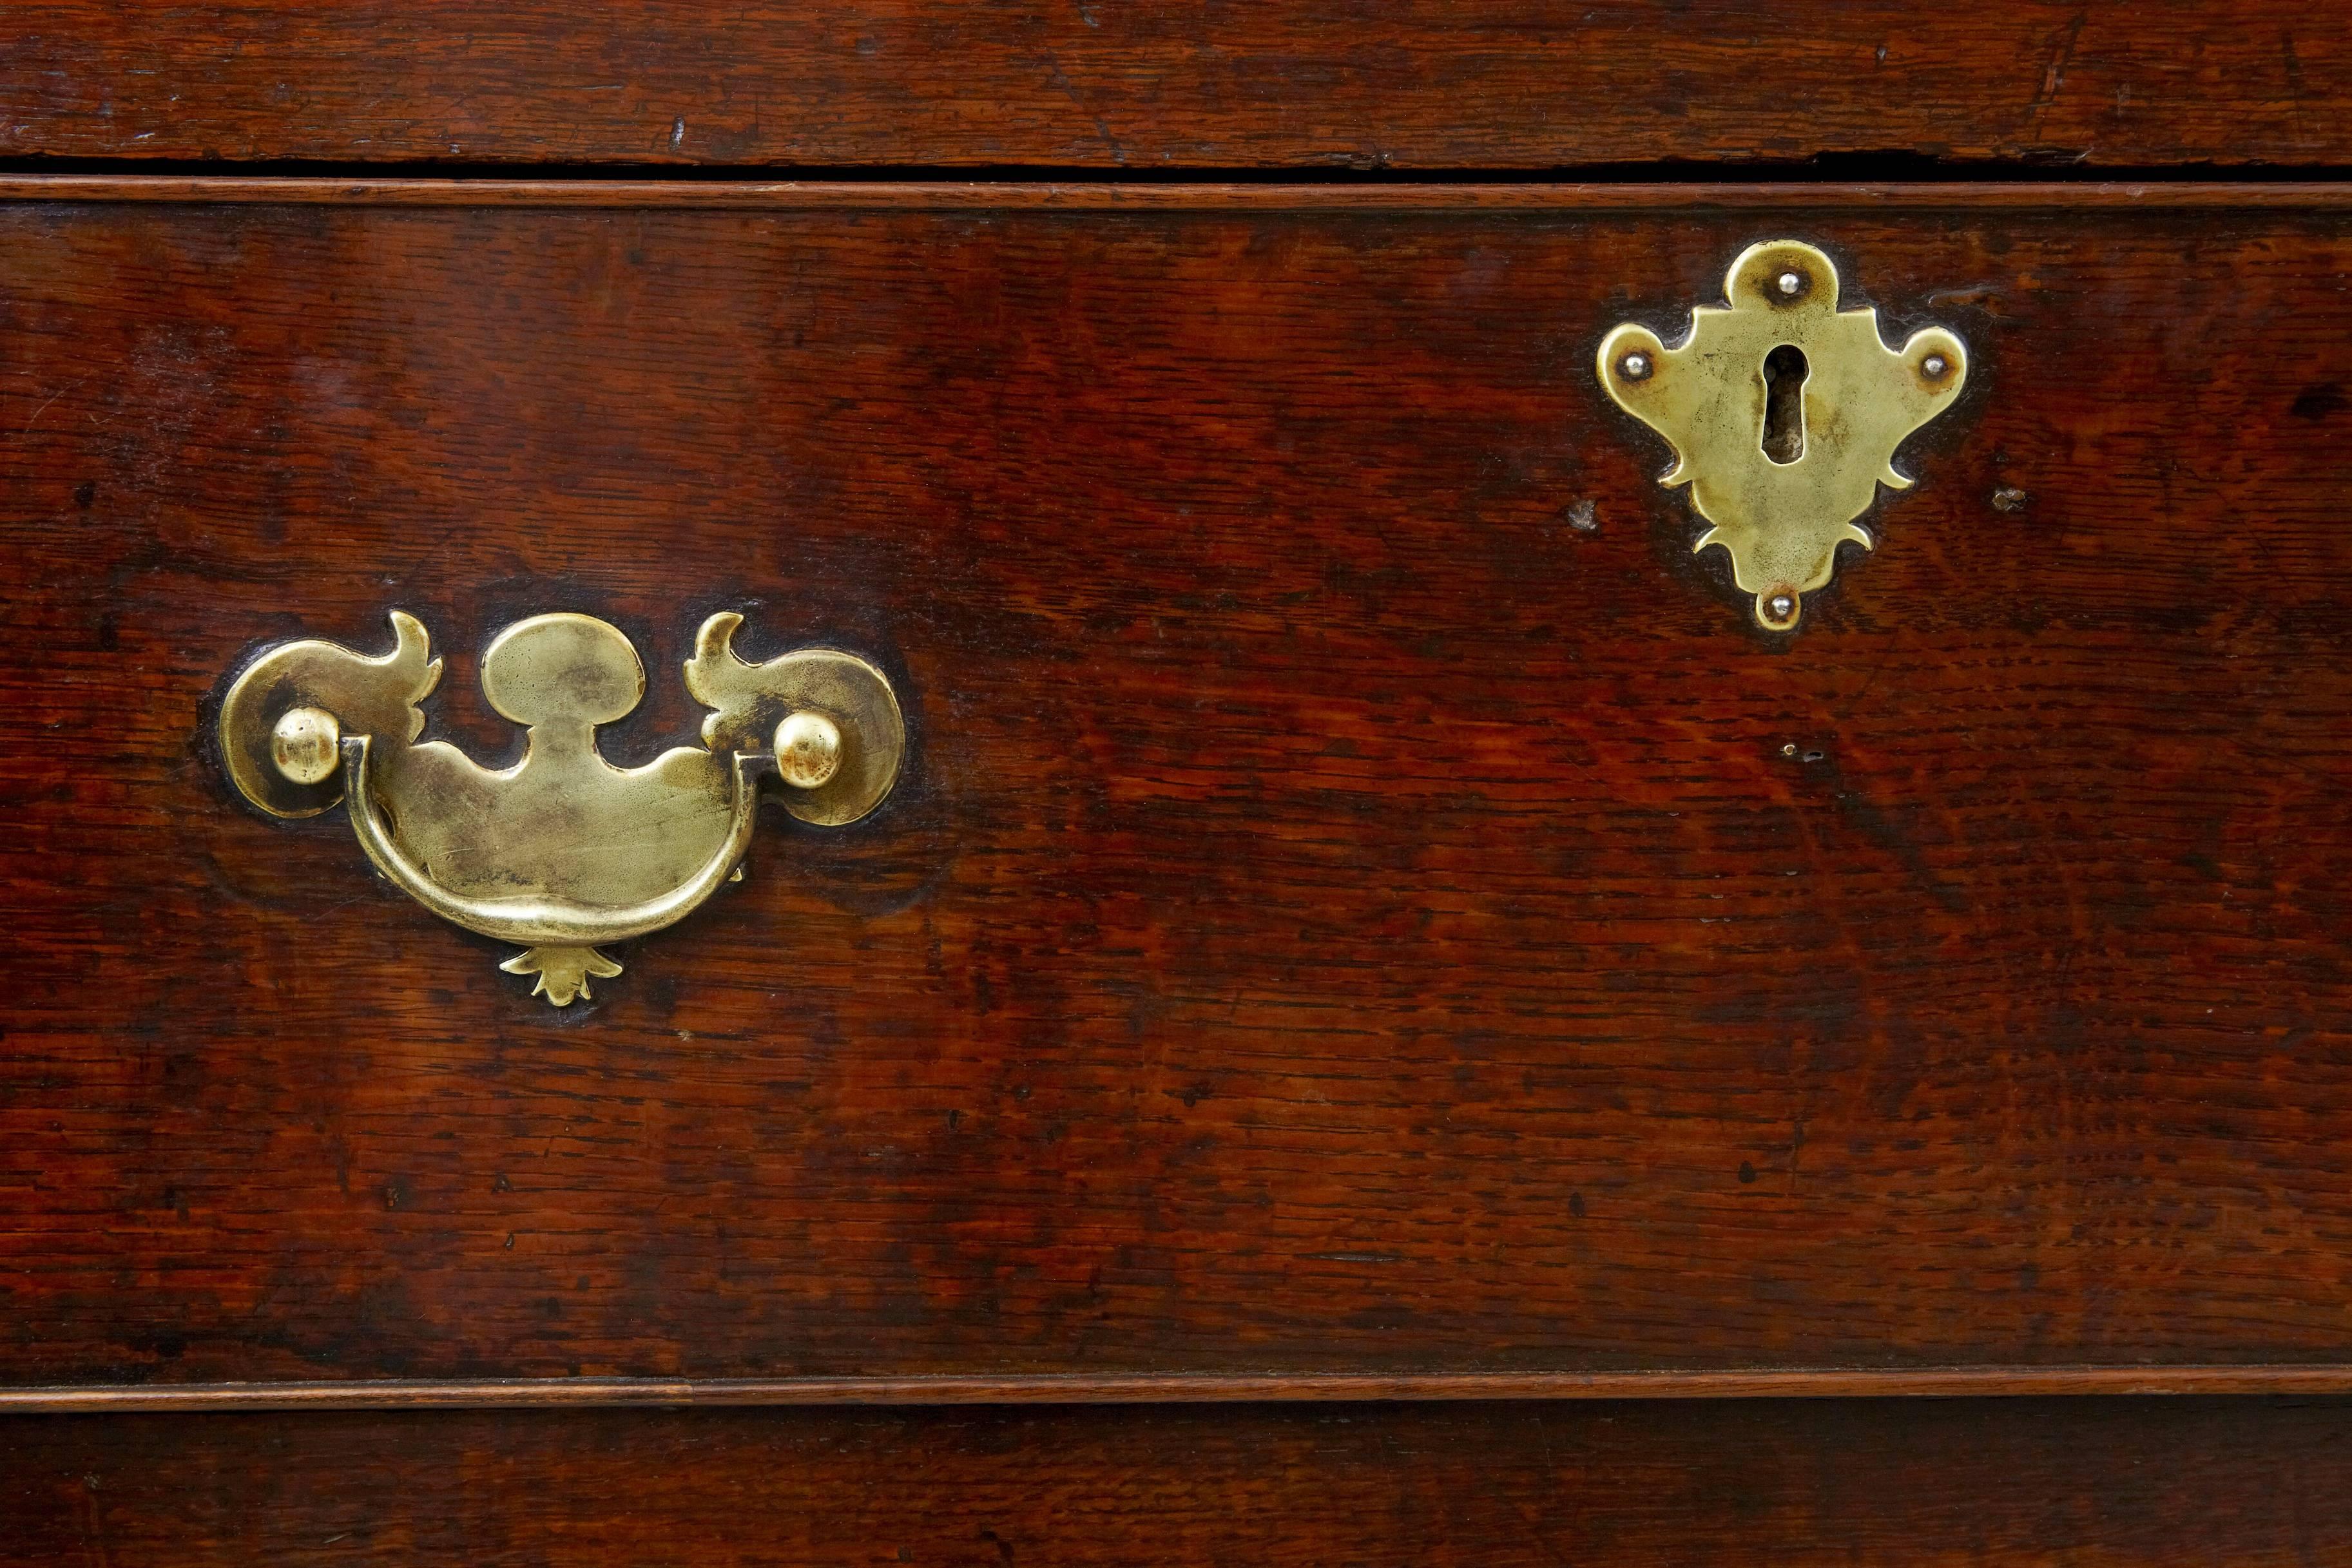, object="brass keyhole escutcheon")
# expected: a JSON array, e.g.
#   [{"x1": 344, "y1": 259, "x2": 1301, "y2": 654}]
[{"x1": 1597, "y1": 240, "x2": 1969, "y2": 632}]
